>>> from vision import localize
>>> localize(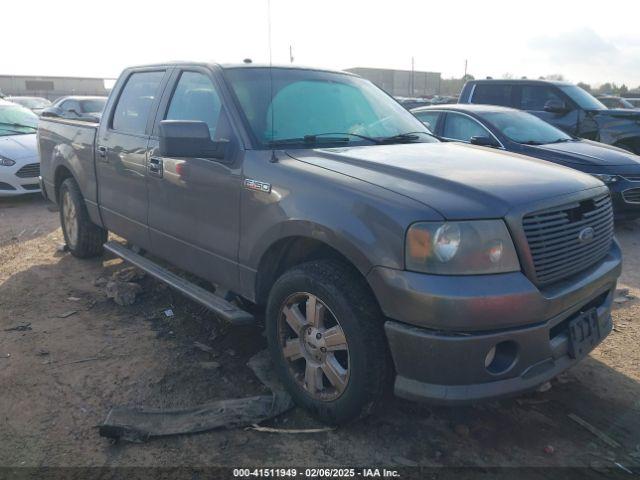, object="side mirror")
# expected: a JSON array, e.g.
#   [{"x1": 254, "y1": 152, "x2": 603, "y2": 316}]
[
  {"x1": 40, "y1": 107, "x2": 60, "y2": 118},
  {"x1": 470, "y1": 135, "x2": 498, "y2": 147},
  {"x1": 159, "y1": 120, "x2": 228, "y2": 159},
  {"x1": 543, "y1": 99, "x2": 569, "y2": 114}
]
